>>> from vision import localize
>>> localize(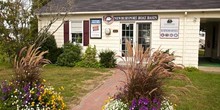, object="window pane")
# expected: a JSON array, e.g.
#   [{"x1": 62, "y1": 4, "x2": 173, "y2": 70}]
[
  {"x1": 130, "y1": 31, "x2": 133, "y2": 37},
  {"x1": 122, "y1": 24, "x2": 126, "y2": 30},
  {"x1": 72, "y1": 33, "x2": 82, "y2": 44},
  {"x1": 122, "y1": 31, "x2": 125, "y2": 36},
  {"x1": 130, "y1": 24, "x2": 133, "y2": 30}
]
